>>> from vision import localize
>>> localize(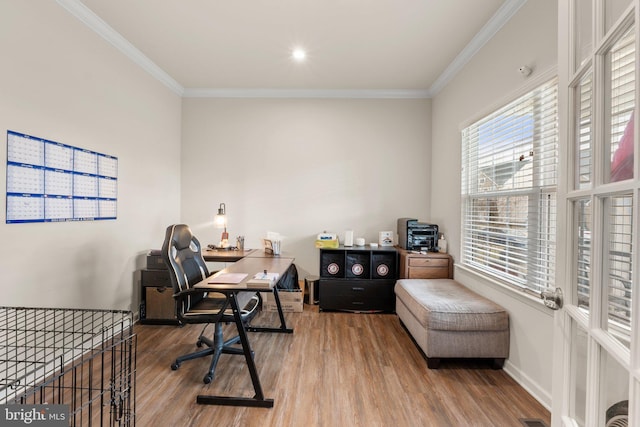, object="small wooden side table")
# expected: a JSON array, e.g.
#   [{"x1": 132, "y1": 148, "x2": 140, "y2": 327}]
[{"x1": 397, "y1": 248, "x2": 453, "y2": 279}]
